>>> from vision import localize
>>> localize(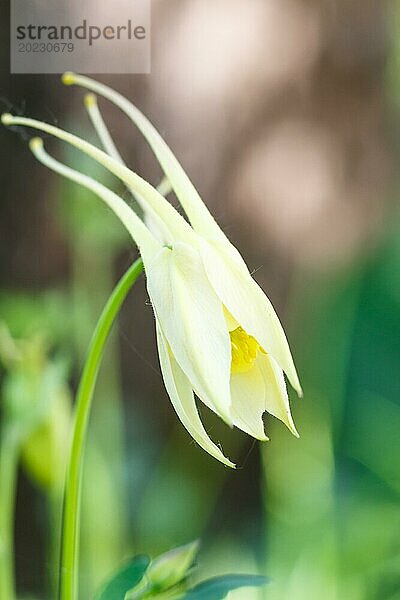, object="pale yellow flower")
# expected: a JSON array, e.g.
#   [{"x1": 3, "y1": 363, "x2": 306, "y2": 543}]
[{"x1": 1, "y1": 76, "x2": 302, "y2": 467}]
